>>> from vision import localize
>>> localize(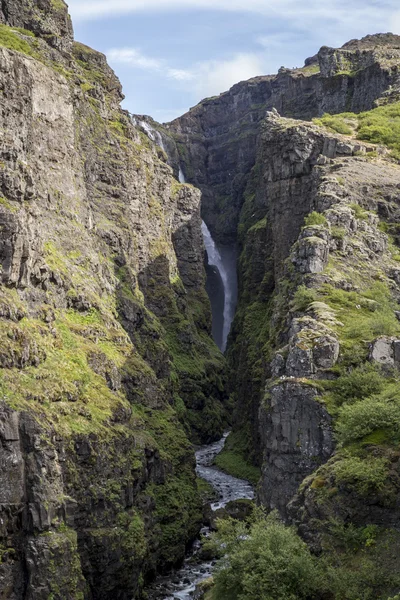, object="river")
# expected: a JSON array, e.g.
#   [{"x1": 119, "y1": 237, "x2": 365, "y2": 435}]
[{"x1": 146, "y1": 434, "x2": 254, "y2": 599}]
